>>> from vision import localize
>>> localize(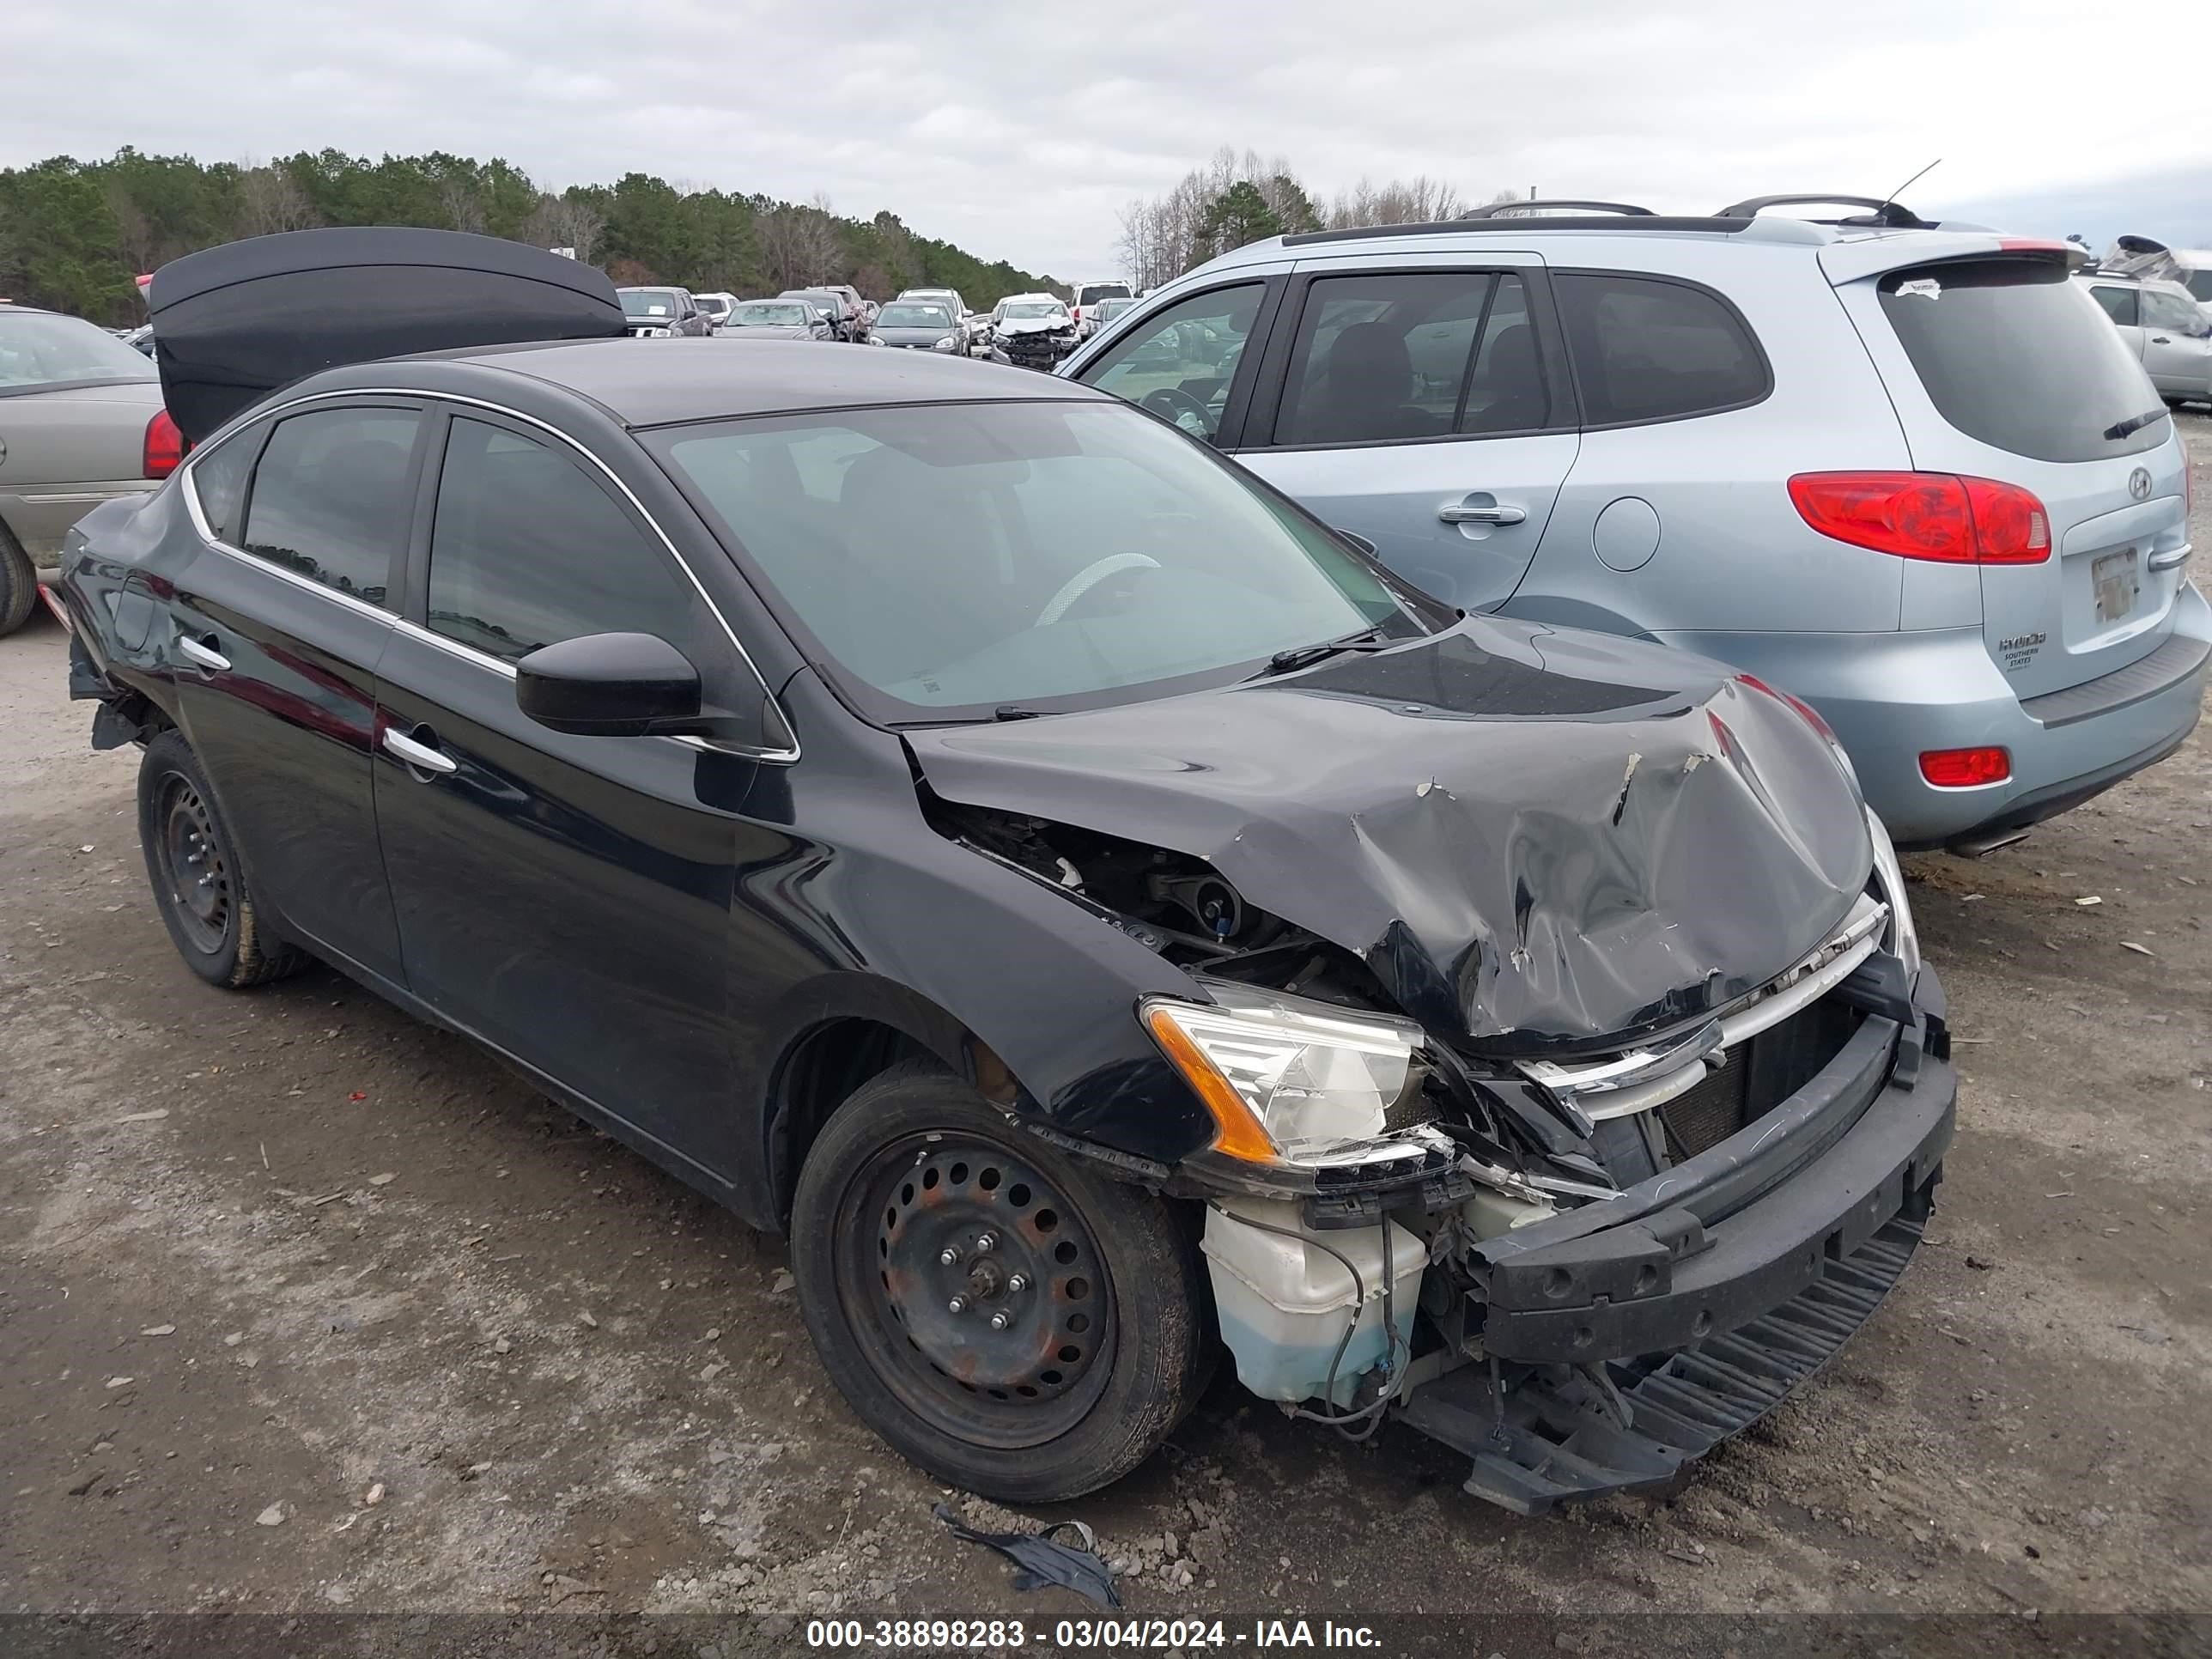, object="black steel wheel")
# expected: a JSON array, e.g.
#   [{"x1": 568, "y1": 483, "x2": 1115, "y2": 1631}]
[
  {"x1": 847, "y1": 1133, "x2": 1115, "y2": 1448},
  {"x1": 791, "y1": 1060, "x2": 1210, "y2": 1504},
  {"x1": 156, "y1": 773, "x2": 231, "y2": 954},
  {"x1": 136, "y1": 731, "x2": 309, "y2": 988}
]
